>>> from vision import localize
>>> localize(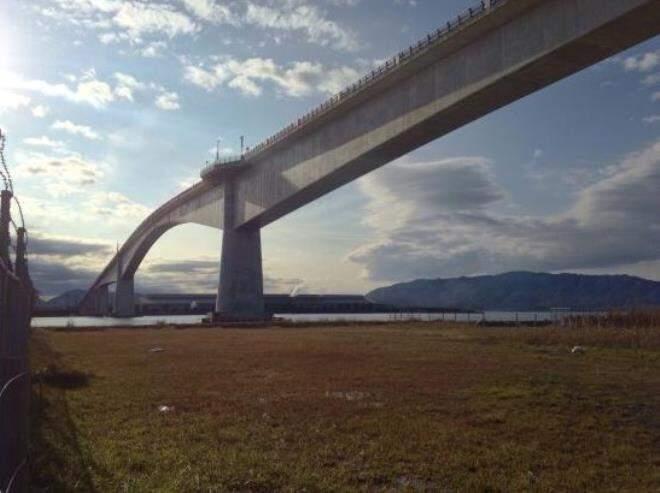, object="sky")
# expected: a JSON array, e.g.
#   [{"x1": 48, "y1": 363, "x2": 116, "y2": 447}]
[{"x1": 0, "y1": 0, "x2": 659, "y2": 298}]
